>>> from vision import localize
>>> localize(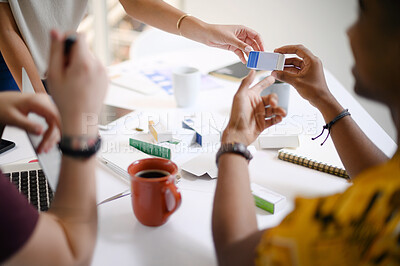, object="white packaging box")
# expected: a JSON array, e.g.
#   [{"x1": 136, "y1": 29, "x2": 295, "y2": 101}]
[
  {"x1": 251, "y1": 183, "x2": 286, "y2": 214},
  {"x1": 258, "y1": 134, "x2": 300, "y2": 149},
  {"x1": 182, "y1": 119, "x2": 221, "y2": 146}
]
